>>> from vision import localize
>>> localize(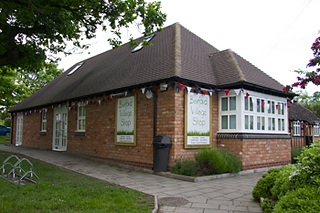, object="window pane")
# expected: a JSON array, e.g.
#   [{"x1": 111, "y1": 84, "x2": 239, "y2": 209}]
[
  {"x1": 82, "y1": 119, "x2": 86, "y2": 130},
  {"x1": 277, "y1": 102, "x2": 281, "y2": 115},
  {"x1": 261, "y1": 100, "x2": 265, "y2": 113},
  {"x1": 268, "y1": 118, "x2": 271, "y2": 130},
  {"x1": 262, "y1": 117, "x2": 265, "y2": 130},
  {"x1": 229, "y1": 97, "x2": 236, "y2": 111},
  {"x1": 78, "y1": 120, "x2": 82, "y2": 130},
  {"x1": 257, "y1": 117, "x2": 261, "y2": 130},
  {"x1": 222, "y1": 98, "x2": 228, "y2": 111},
  {"x1": 245, "y1": 97, "x2": 248, "y2": 111},
  {"x1": 272, "y1": 101, "x2": 275, "y2": 114},
  {"x1": 282, "y1": 119, "x2": 285, "y2": 131},
  {"x1": 83, "y1": 106, "x2": 86, "y2": 116},
  {"x1": 272, "y1": 118, "x2": 275, "y2": 130},
  {"x1": 278, "y1": 119, "x2": 281, "y2": 131},
  {"x1": 245, "y1": 115, "x2": 249, "y2": 129},
  {"x1": 250, "y1": 115, "x2": 254, "y2": 130},
  {"x1": 268, "y1": 101, "x2": 271, "y2": 113},
  {"x1": 257, "y1": 99, "x2": 261, "y2": 112},
  {"x1": 222, "y1": 115, "x2": 228, "y2": 129},
  {"x1": 250, "y1": 98, "x2": 253, "y2": 111},
  {"x1": 230, "y1": 115, "x2": 236, "y2": 129},
  {"x1": 79, "y1": 106, "x2": 82, "y2": 116}
]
